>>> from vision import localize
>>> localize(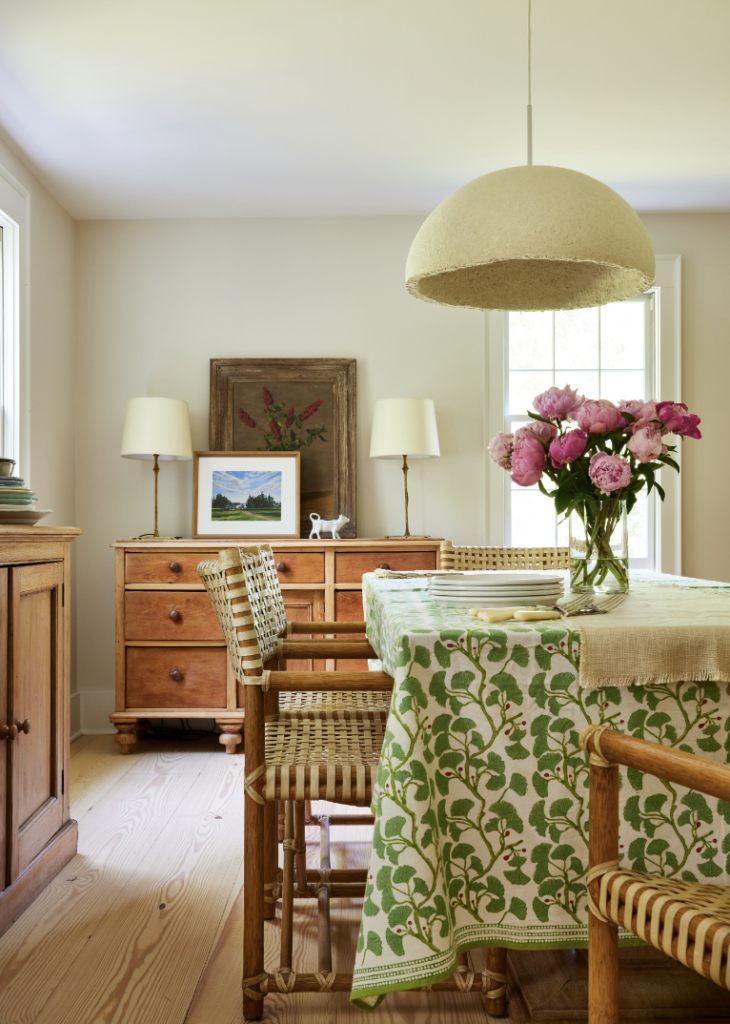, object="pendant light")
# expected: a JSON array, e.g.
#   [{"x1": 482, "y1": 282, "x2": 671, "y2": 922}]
[{"x1": 405, "y1": 1, "x2": 655, "y2": 312}]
